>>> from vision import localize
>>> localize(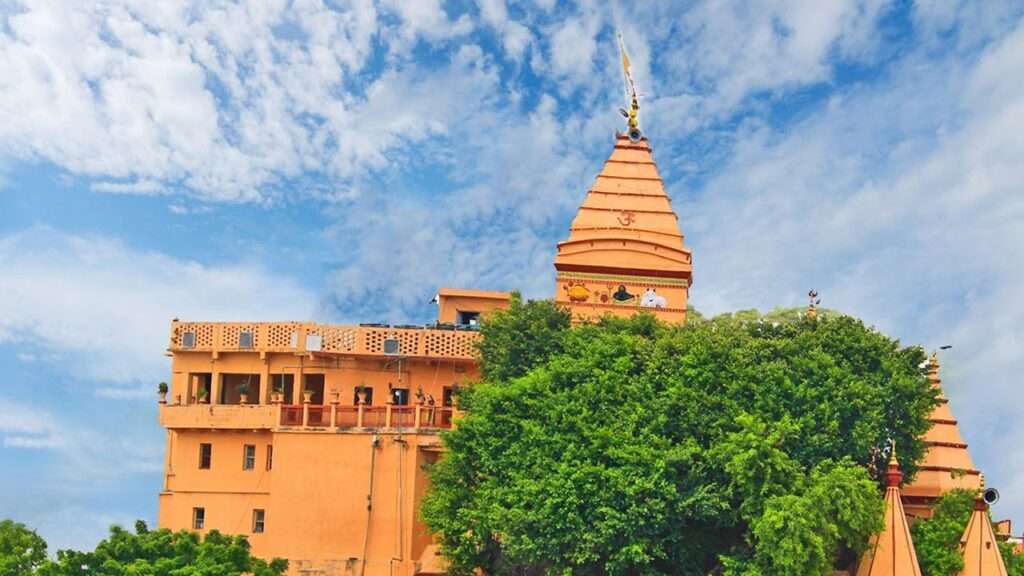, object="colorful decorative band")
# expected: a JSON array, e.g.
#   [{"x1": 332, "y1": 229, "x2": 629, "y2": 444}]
[{"x1": 557, "y1": 271, "x2": 689, "y2": 287}]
